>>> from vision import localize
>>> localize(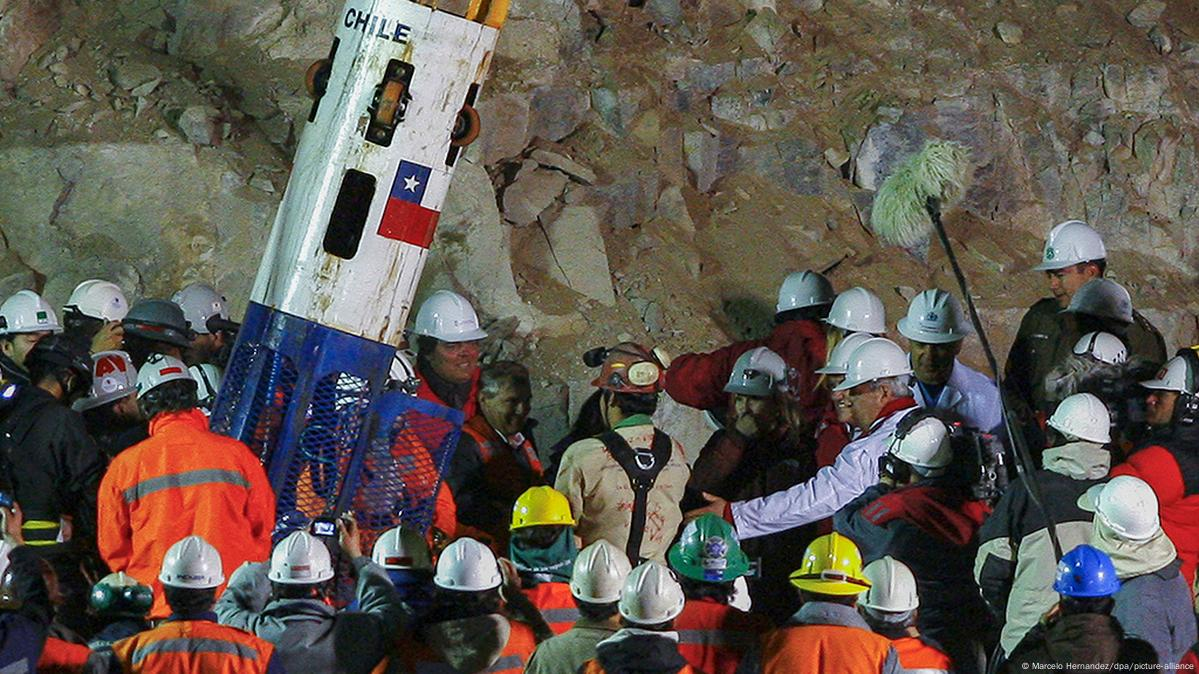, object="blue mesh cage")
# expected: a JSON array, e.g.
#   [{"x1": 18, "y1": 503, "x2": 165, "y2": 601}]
[{"x1": 211, "y1": 302, "x2": 463, "y2": 566}]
